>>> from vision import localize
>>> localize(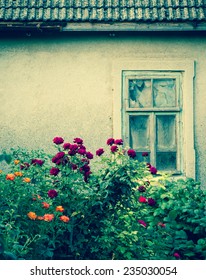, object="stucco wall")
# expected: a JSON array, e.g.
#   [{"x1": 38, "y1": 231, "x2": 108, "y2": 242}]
[{"x1": 0, "y1": 32, "x2": 206, "y2": 185}]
